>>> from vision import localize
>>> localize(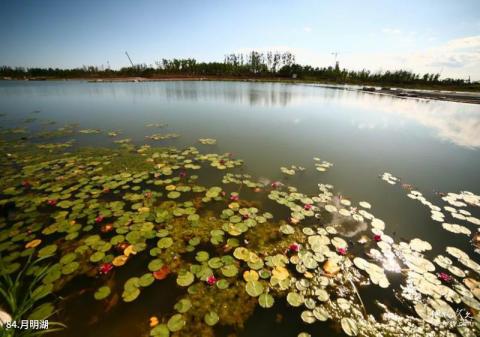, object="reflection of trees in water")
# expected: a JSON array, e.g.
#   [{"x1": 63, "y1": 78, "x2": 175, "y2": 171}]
[
  {"x1": 162, "y1": 81, "x2": 295, "y2": 107},
  {"x1": 2, "y1": 80, "x2": 297, "y2": 106}
]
